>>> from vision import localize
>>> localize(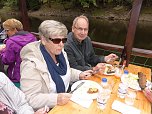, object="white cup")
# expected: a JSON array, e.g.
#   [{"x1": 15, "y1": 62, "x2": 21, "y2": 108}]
[
  {"x1": 115, "y1": 65, "x2": 123, "y2": 77},
  {"x1": 97, "y1": 89, "x2": 111, "y2": 110}
]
